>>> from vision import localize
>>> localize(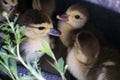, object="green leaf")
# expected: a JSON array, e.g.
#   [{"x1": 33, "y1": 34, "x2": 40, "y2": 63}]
[
  {"x1": 10, "y1": 66, "x2": 17, "y2": 77},
  {"x1": 9, "y1": 22, "x2": 14, "y2": 27},
  {"x1": 57, "y1": 58, "x2": 64, "y2": 73},
  {"x1": 47, "y1": 60, "x2": 58, "y2": 71},
  {"x1": 0, "y1": 62, "x2": 10, "y2": 76},
  {"x1": 0, "y1": 51, "x2": 9, "y2": 66},
  {"x1": 13, "y1": 16, "x2": 19, "y2": 23},
  {"x1": 9, "y1": 58, "x2": 17, "y2": 77},
  {"x1": 40, "y1": 48, "x2": 46, "y2": 53},
  {"x1": 40, "y1": 40, "x2": 54, "y2": 58},
  {"x1": 0, "y1": 48, "x2": 7, "y2": 53},
  {"x1": 2, "y1": 34, "x2": 10, "y2": 41},
  {"x1": 1, "y1": 26, "x2": 12, "y2": 32}
]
